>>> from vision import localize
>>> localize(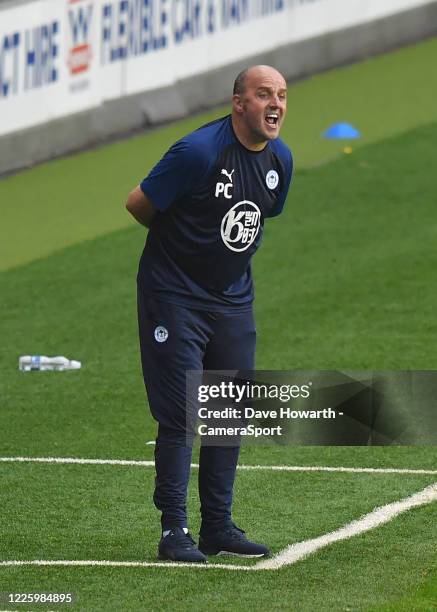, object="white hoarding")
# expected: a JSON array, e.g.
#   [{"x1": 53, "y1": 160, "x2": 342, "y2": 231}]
[{"x1": 0, "y1": 0, "x2": 433, "y2": 136}]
